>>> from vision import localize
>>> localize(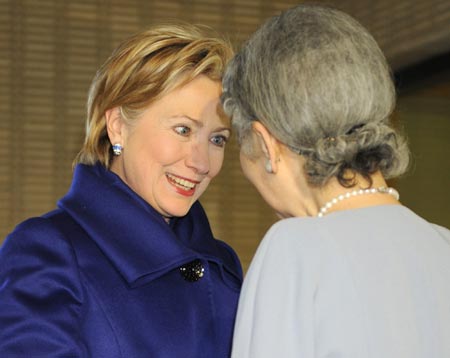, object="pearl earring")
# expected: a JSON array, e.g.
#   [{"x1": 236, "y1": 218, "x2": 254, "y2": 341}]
[
  {"x1": 265, "y1": 160, "x2": 273, "y2": 173},
  {"x1": 112, "y1": 143, "x2": 123, "y2": 156}
]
